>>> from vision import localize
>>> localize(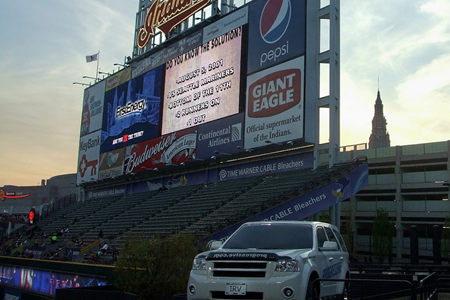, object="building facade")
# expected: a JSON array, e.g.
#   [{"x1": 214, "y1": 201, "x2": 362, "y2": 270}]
[{"x1": 341, "y1": 140, "x2": 450, "y2": 262}]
